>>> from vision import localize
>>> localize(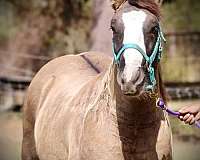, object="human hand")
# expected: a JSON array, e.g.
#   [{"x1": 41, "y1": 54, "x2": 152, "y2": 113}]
[{"x1": 178, "y1": 105, "x2": 200, "y2": 125}]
